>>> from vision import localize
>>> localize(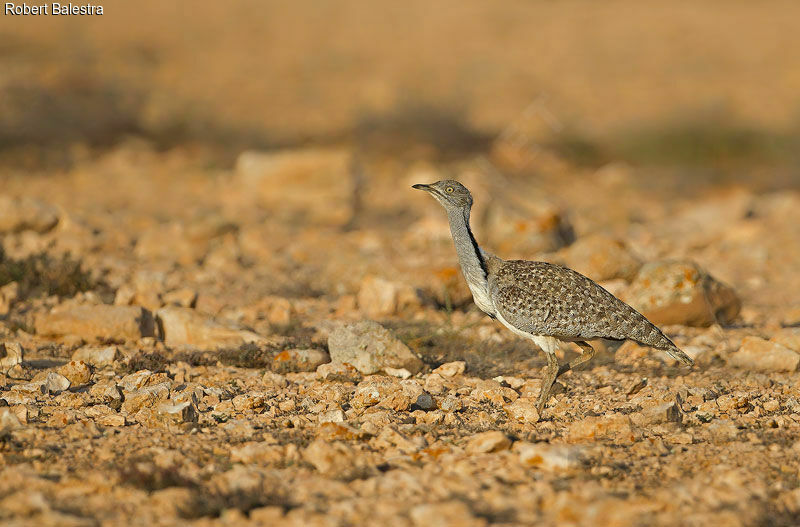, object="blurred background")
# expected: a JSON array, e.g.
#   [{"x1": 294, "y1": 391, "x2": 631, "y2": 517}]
[
  {"x1": 1, "y1": 0, "x2": 799, "y2": 327},
  {"x1": 2, "y1": 0, "x2": 800, "y2": 189}
]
